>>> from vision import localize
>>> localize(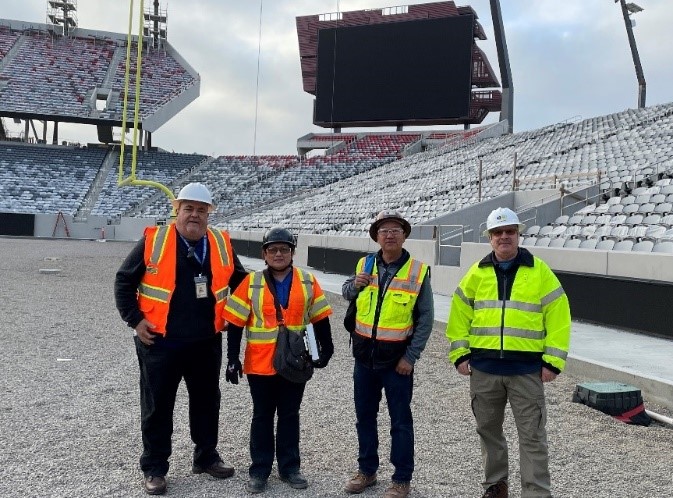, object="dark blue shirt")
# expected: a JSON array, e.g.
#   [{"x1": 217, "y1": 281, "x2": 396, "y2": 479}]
[{"x1": 274, "y1": 270, "x2": 293, "y2": 308}]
